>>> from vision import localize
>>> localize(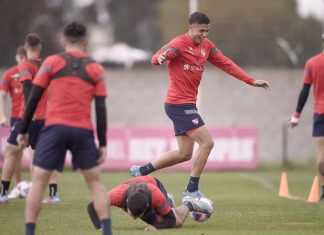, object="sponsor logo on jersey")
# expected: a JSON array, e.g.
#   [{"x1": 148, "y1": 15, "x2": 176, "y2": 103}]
[{"x1": 183, "y1": 64, "x2": 204, "y2": 72}]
